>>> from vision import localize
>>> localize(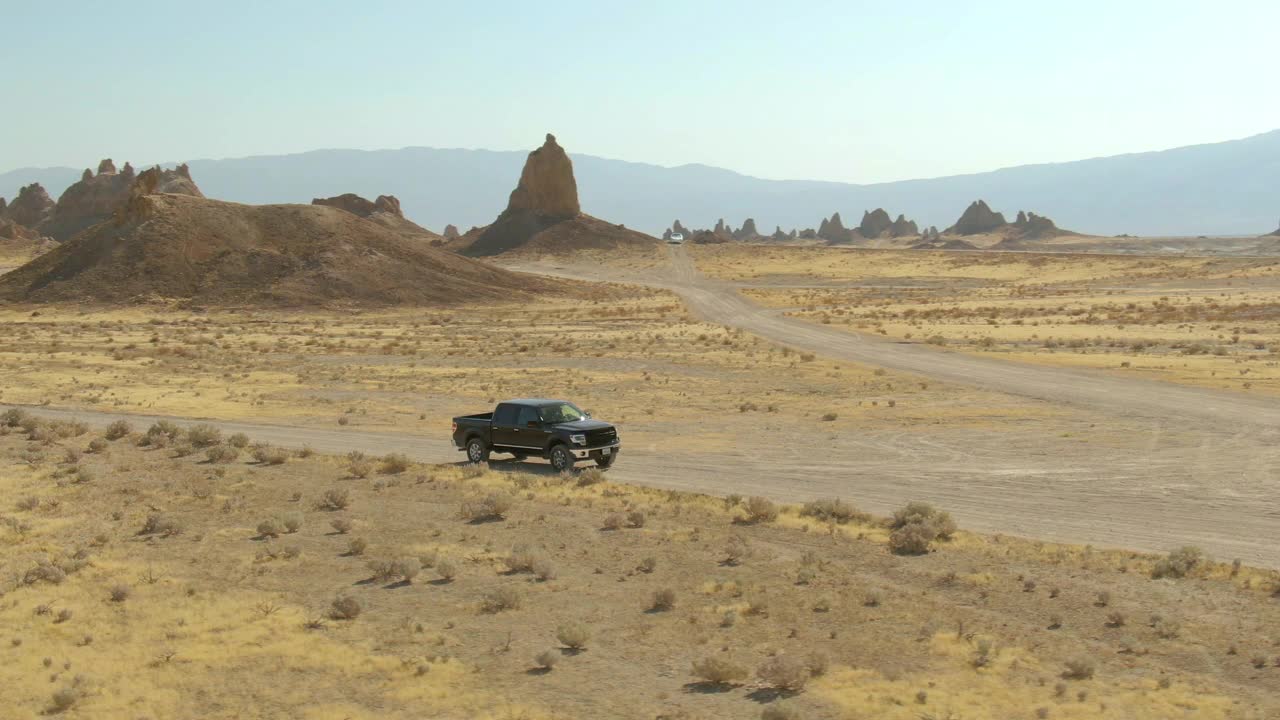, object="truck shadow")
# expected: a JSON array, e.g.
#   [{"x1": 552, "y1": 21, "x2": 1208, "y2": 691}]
[{"x1": 452, "y1": 458, "x2": 566, "y2": 477}]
